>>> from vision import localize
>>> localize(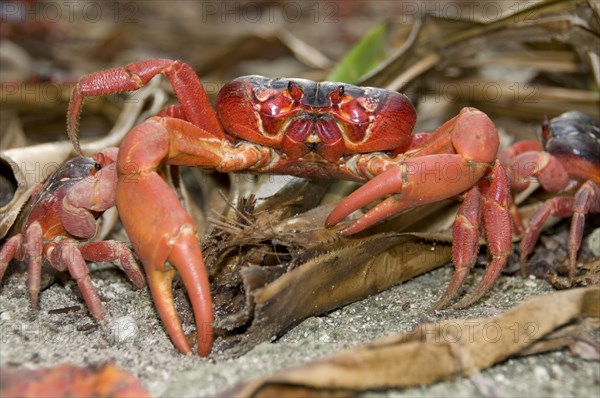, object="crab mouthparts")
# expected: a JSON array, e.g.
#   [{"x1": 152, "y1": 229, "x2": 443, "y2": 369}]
[{"x1": 280, "y1": 115, "x2": 345, "y2": 162}]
